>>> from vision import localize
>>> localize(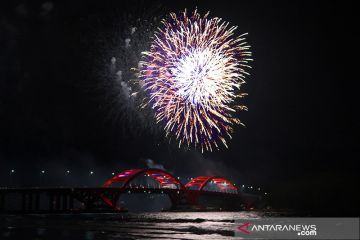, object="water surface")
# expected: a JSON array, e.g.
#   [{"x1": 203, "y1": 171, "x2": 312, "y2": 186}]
[{"x1": 1, "y1": 211, "x2": 272, "y2": 239}]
